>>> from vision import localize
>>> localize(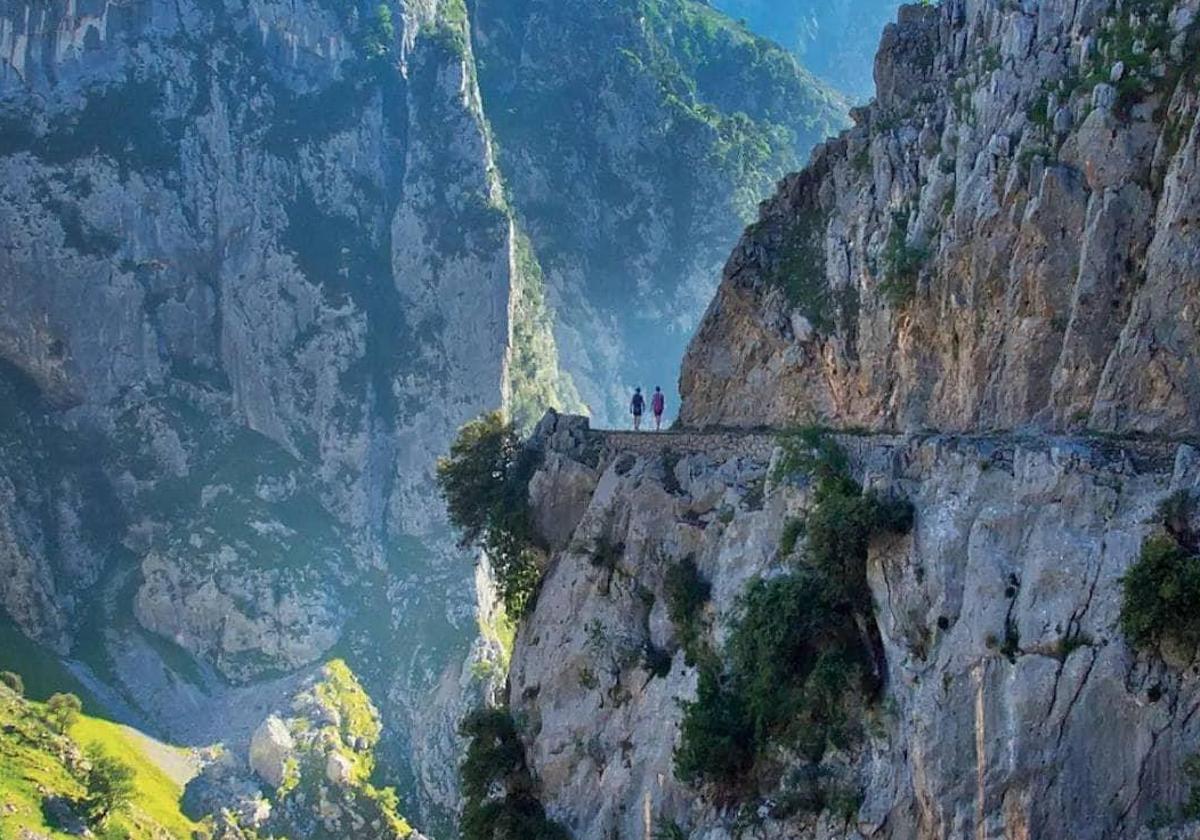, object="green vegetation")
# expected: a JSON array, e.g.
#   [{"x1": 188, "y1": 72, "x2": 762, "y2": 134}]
[
  {"x1": 766, "y1": 210, "x2": 835, "y2": 329},
  {"x1": 0, "y1": 680, "x2": 201, "y2": 839},
  {"x1": 772, "y1": 426, "x2": 849, "y2": 484},
  {"x1": 878, "y1": 211, "x2": 927, "y2": 307},
  {"x1": 654, "y1": 820, "x2": 689, "y2": 840},
  {"x1": 675, "y1": 433, "x2": 912, "y2": 806},
  {"x1": 437, "y1": 412, "x2": 546, "y2": 618},
  {"x1": 664, "y1": 557, "x2": 713, "y2": 667},
  {"x1": 1120, "y1": 535, "x2": 1200, "y2": 651},
  {"x1": 779, "y1": 518, "x2": 805, "y2": 556},
  {"x1": 508, "y1": 230, "x2": 586, "y2": 433},
  {"x1": 360, "y1": 3, "x2": 396, "y2": 65},
  {"x1": 1120, "y1": 489, "x2": 1200, "y2": 654},
  {"x1": 45, "y1": 693, "x2": 82, "y2": 734},
  {"x1": 0, "y1": 671, "x2": 23, "y2": 695},
  {"x1": 81, "y1": 745, "x2": 136, "y2": 828},
  {"x1": 458, "y1": 708, "x2": 570, "y2": 840}
]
